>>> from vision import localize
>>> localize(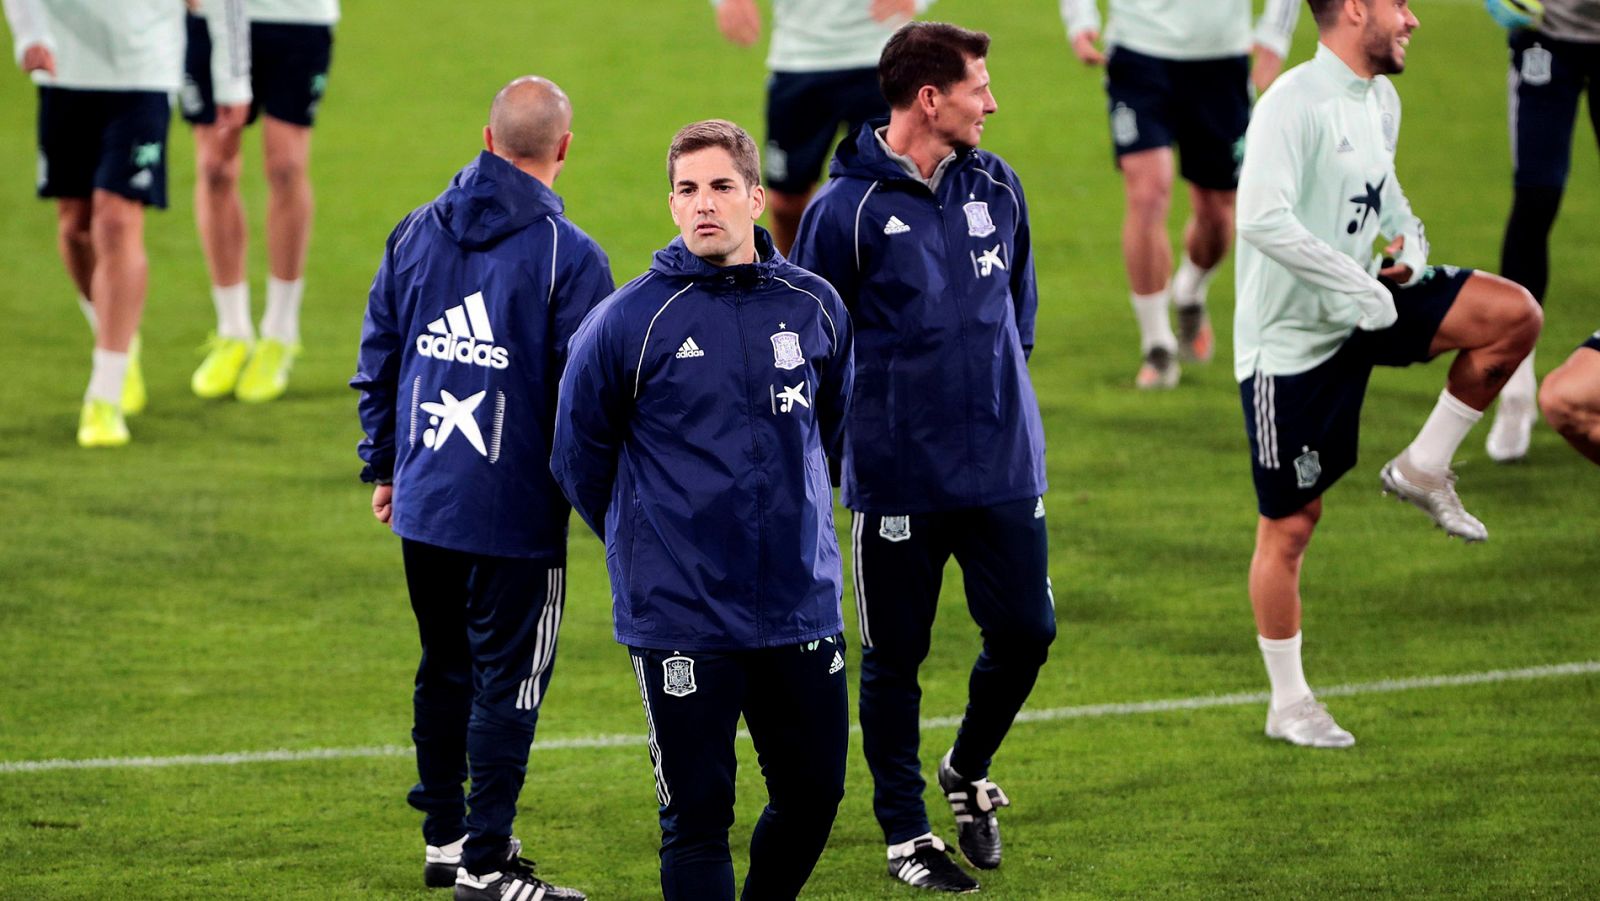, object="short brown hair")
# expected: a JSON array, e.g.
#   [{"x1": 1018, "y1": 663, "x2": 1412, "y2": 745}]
[
  {"x1": 1307, "y1": 0, "x2": 1348, "y2": 28},
  {"x1": 879, "y1": 22, "x2": 991, "y2": 110},
  {"x1": 667, "y1": 119, "x2": 762, "y2": 190}
]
